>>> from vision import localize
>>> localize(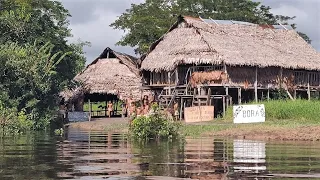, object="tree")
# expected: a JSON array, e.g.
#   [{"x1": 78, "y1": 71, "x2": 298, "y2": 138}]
[
  {"x1": 0, "y1": 0, "x2": 87, "y2": 86},
  {"x1": 111, "y1": 0, "x2": 311, "y2": 55},
  {"x1": 0, "y1": 0, "x2": 88, "y2": 132},
  {"x1": 0, "y1": 42, "x2": 69, "y2": 131}
]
